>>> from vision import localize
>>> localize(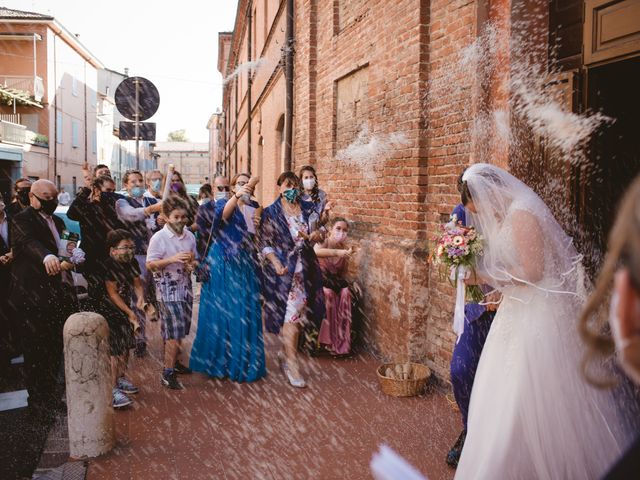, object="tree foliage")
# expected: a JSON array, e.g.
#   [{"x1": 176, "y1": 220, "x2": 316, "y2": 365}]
[{"x1": 167, "y1": 129, "x2": 189, "y2": 142}]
